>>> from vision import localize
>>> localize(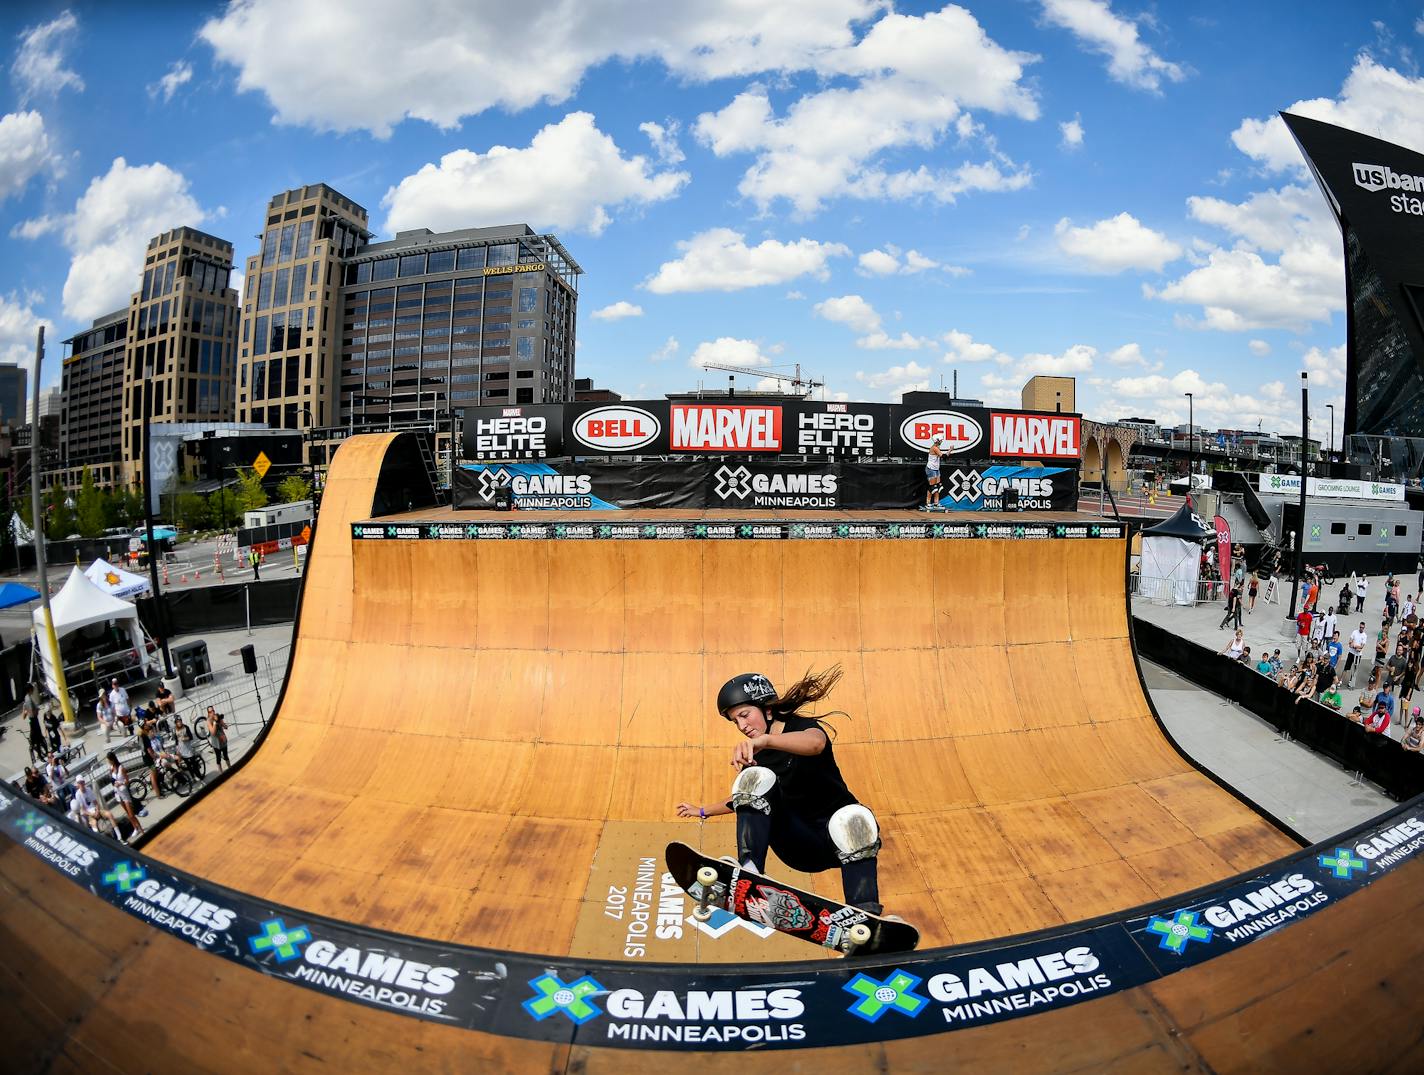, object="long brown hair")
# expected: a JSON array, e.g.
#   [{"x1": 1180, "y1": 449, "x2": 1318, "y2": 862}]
[{"x1": 767, "y1": 665, "x2": 846, "y2": 735}]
